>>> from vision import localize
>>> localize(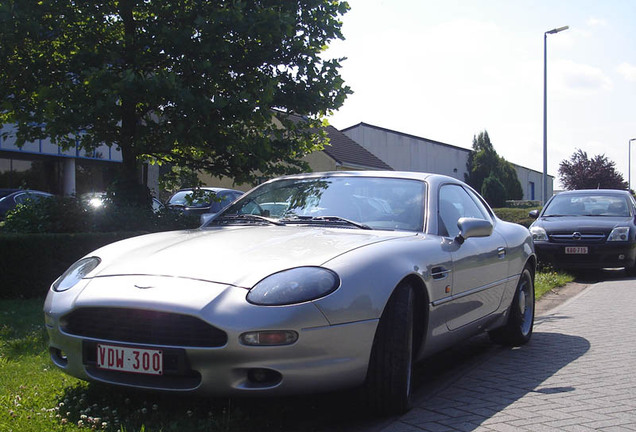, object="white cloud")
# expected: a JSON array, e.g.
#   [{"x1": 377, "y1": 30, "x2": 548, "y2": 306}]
[
  {"x1": 553, "y1": 60, "x2": 613, "y2": 94},
  {"x1": 617, "y1": 62, "x2": 636, "y2": 82},
  {"x1": 586, "y1": 17, "x2": 607, "y2": 27}
]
